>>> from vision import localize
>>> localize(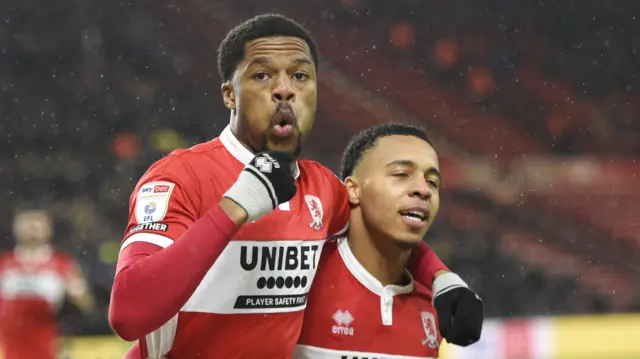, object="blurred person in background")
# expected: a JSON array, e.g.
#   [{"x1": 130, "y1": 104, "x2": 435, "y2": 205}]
[
  {"x1": 0, "y1": 208, "x2": 96, "y2": 359},
  {"x1": 109, "y1": 13, "x2": 482, "y2": 359},
  {"x1": 296, "y1": 123, "x2": 461, "y2": 358}
]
